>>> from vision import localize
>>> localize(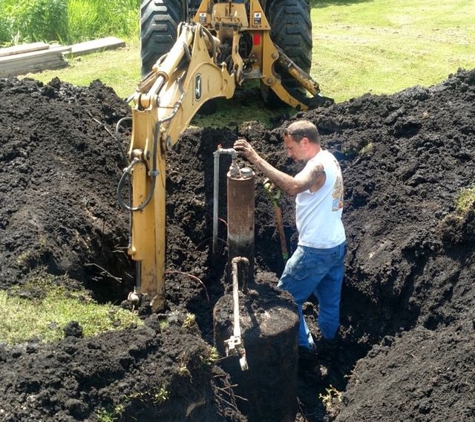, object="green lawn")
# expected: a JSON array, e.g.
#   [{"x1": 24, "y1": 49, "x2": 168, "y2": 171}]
[
  {"x1": 23, "y1": 0, "x2": 475, "y2": 114},
  {"x1": 312, "y1": 0, "x2": 475, "y2": 102}
]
